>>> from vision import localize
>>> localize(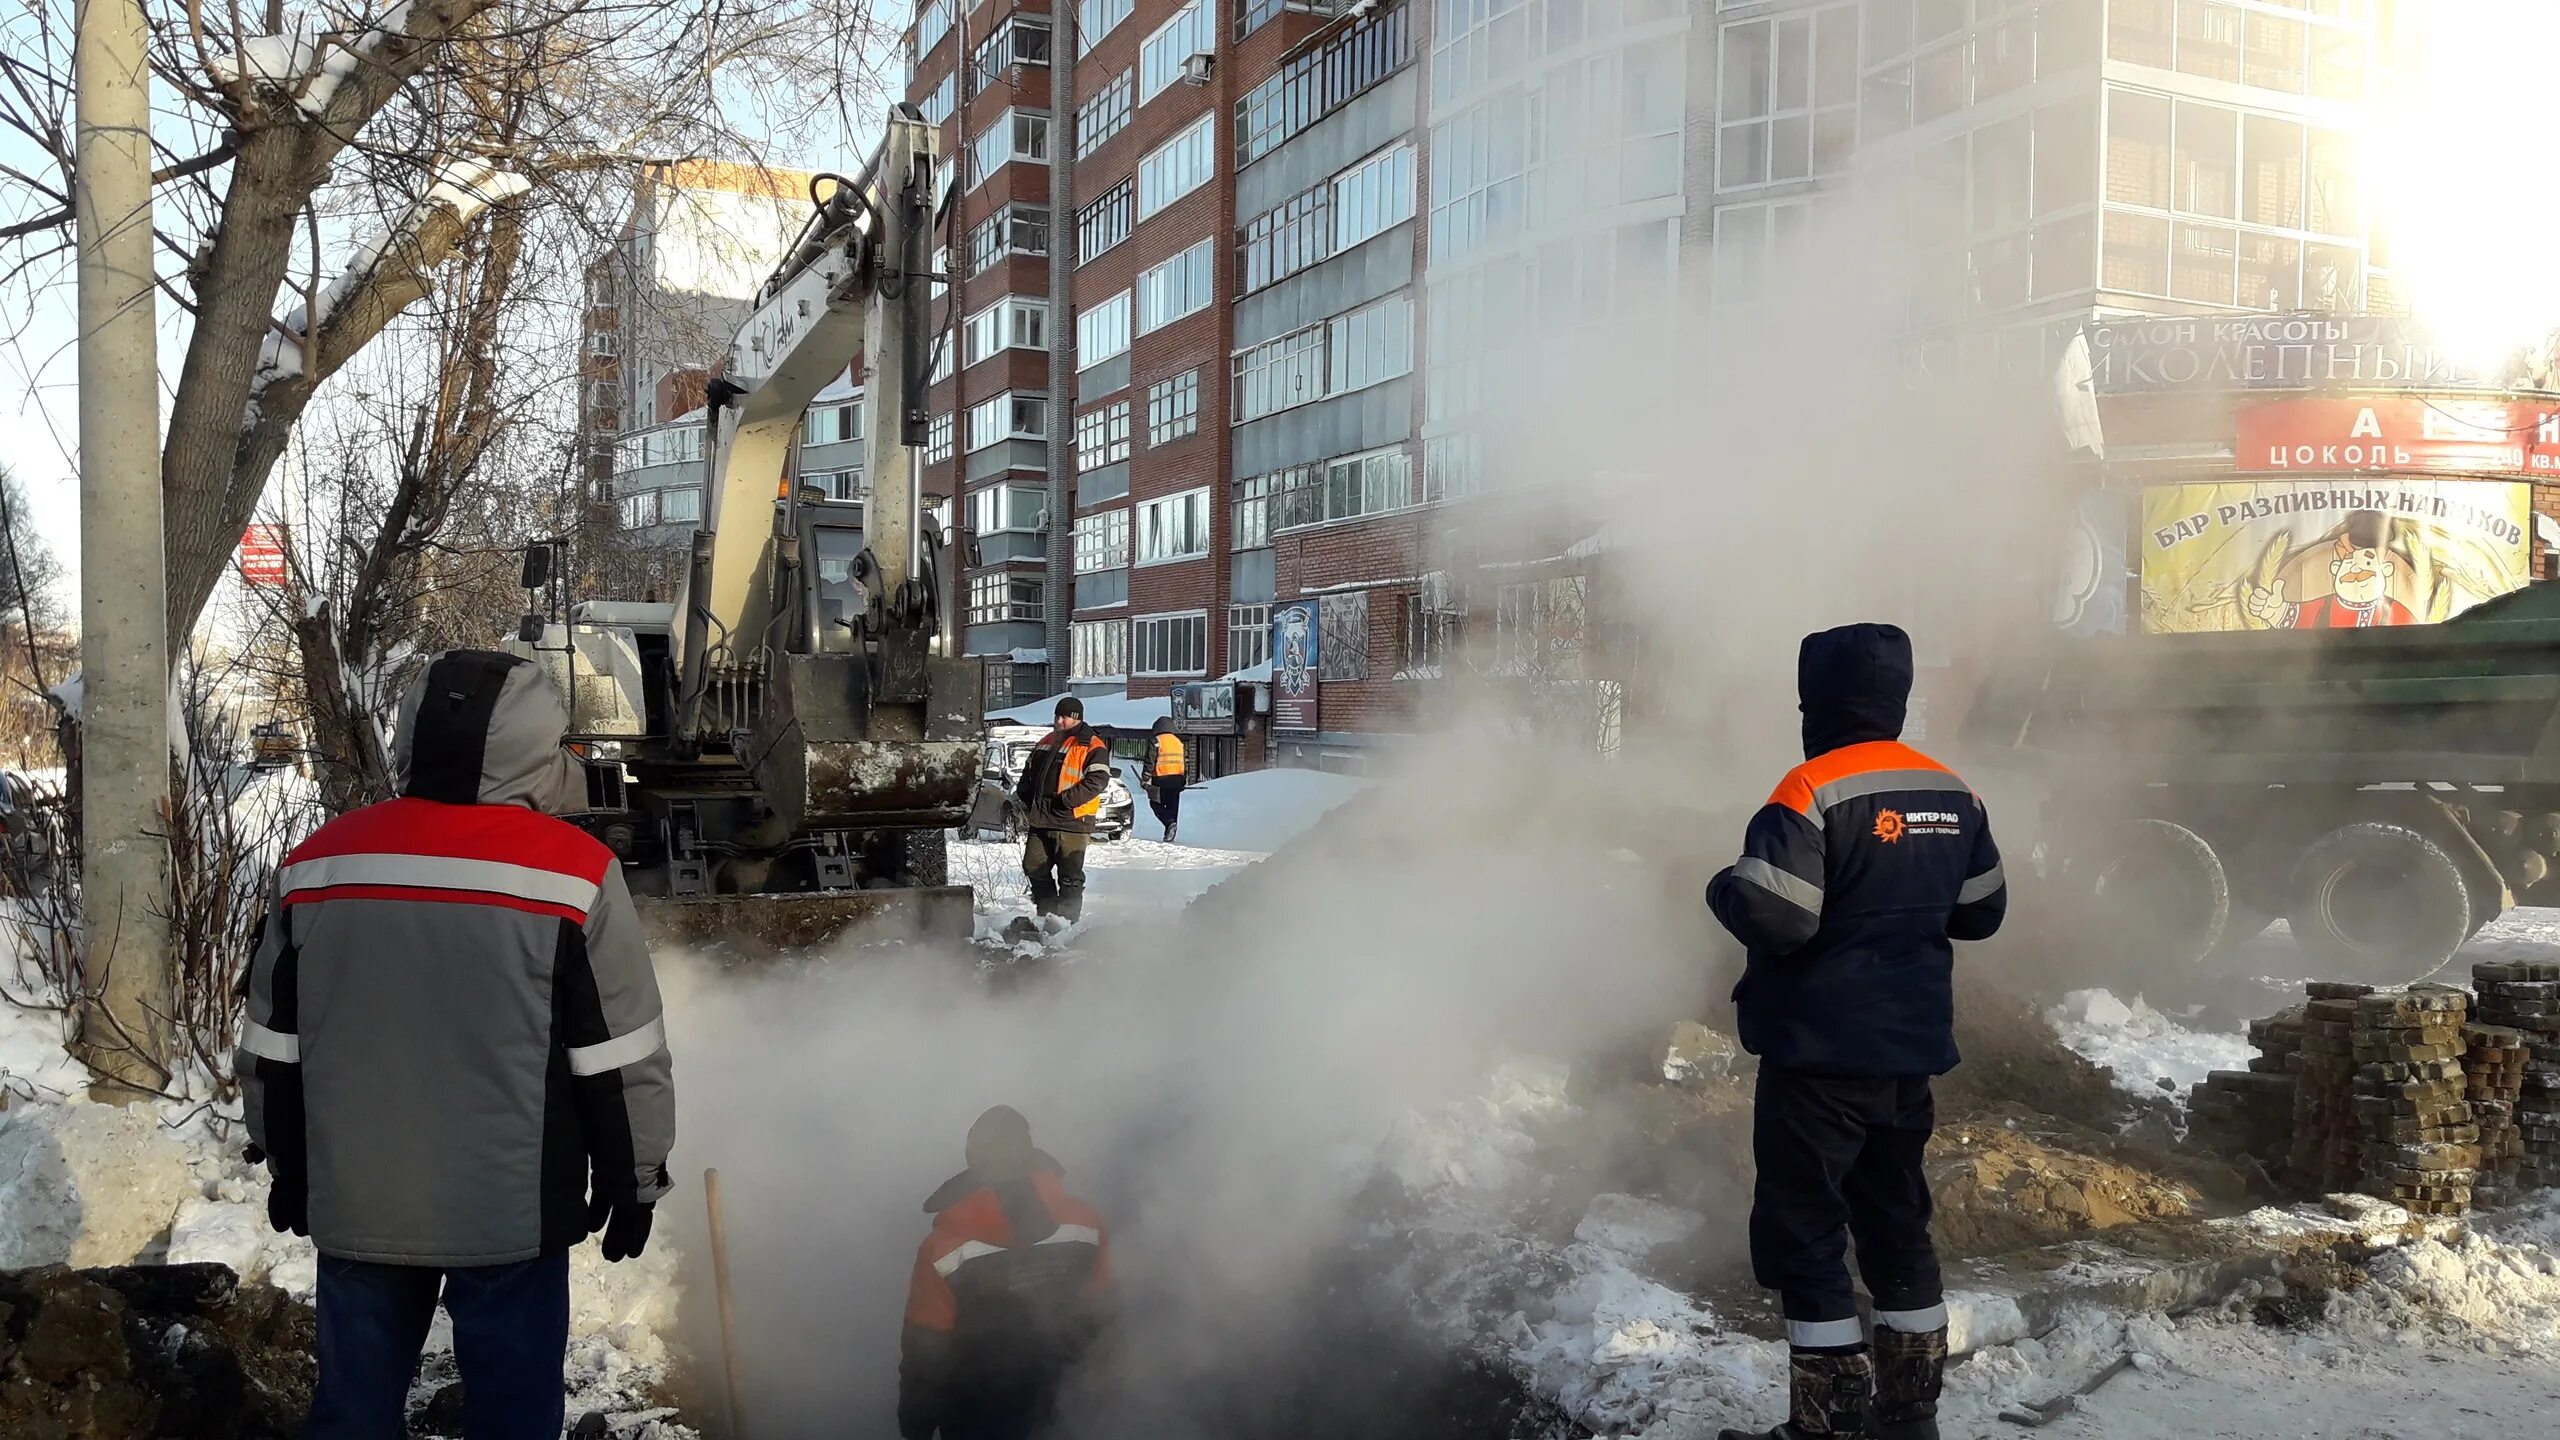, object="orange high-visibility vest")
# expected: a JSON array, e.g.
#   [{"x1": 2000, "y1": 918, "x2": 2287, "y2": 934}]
[
  {"x1": 1057, "y1": 733, "x2": 1109, "y2": 819},
  {"x1": 1153, "y1": 735, "x2": 1186, "y2": 778}
]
